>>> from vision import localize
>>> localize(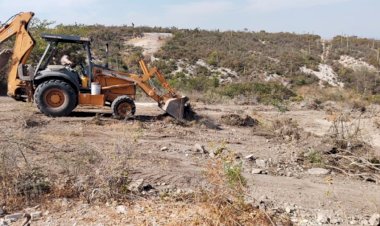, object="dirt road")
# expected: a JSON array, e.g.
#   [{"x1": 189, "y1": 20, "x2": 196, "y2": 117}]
[{"x1": 125, "y1": 33, "x2": 173, "y2": 57}]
